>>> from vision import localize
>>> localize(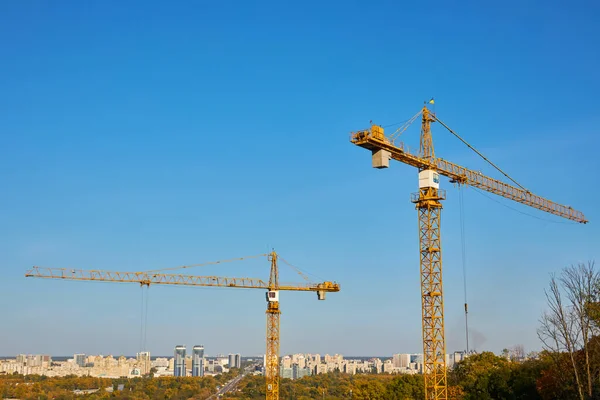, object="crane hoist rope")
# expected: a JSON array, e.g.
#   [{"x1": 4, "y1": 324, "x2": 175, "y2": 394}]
[
  {"x1": 459, "y1": 187, "x2": 469, "y2": 354},
  {"x1": 139, "y1": 285, "x2": 150, "y2": 354}
]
